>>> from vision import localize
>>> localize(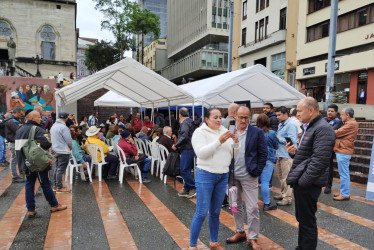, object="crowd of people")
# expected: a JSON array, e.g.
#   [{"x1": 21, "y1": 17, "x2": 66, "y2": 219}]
[{"x1": 0, "y1": 96, "x2": 360, "y2": 250}]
